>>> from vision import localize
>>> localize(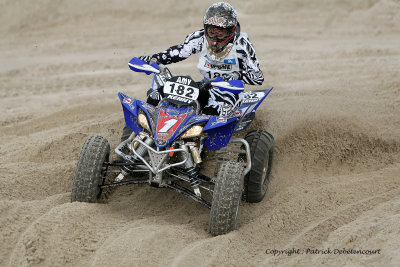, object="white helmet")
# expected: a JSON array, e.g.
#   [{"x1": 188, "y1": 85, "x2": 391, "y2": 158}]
[{"x1": 203, "y1": 2, "x2": 239, "y2": 53}]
